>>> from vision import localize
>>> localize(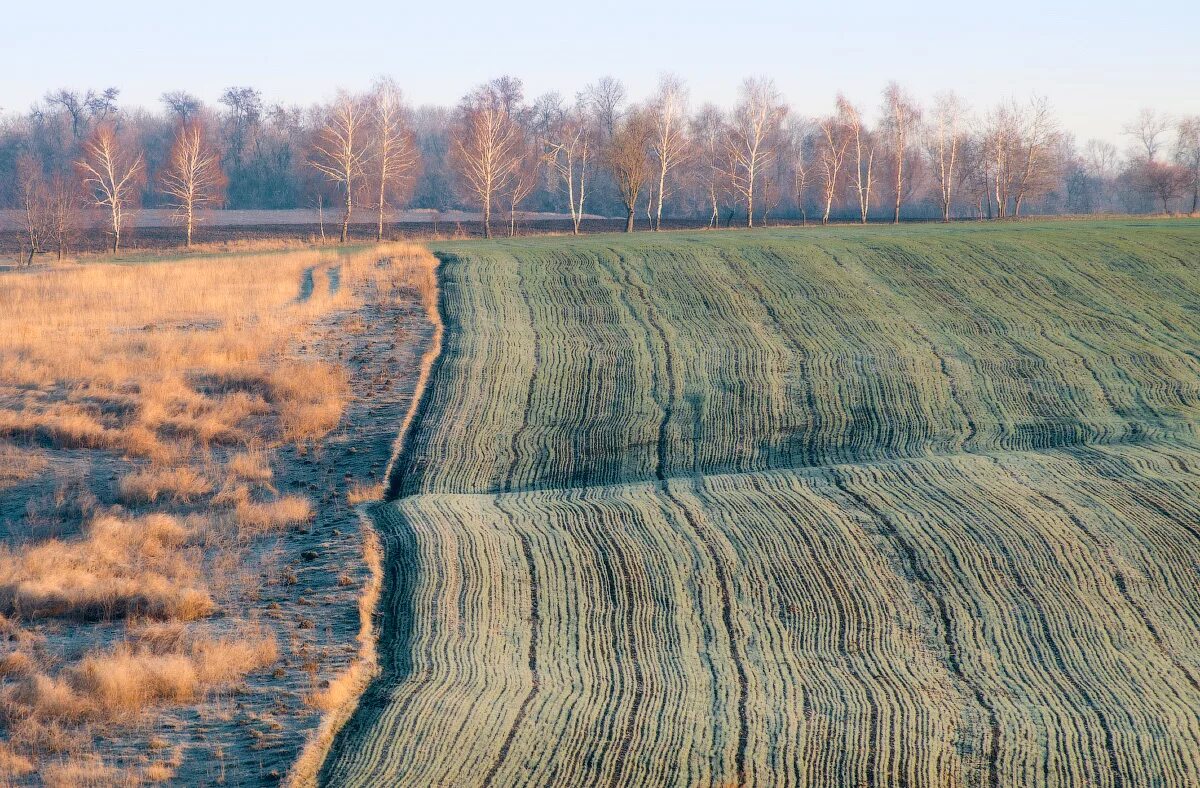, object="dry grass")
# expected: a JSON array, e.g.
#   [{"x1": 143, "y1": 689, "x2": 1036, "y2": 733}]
[
  {"x1": 0, "y1": 241, "x2": 435, "y2": 782},
  {"x1": 118, "y1": 466, "x2": 212, "y2": 505},
  {"x1": 0, "y1": 444, "x2": 48, "y2": 489},
  {"x1": 0, "y1": 625, "x2": 278, "y2": 734},
  {"x1": 0, "y1": 513, "x2": 215, "y2": 622},
  {"x1": 345, "y1": 481, "x2": 384, "y2": 506},
  {"x1": 0, "y1": 742, "x2": 36, "y2": 778},
  {"x1": 227, "y1": 449, "x2": 274, "y2": 484},
  {"x1": 40, "y1": 756, "x2": 121, "y2": 788},
  {"x1": 233, "y1": 495, "x2": 314, "y2": 534},
  {"x1": 66, "y1": 629, "x2": 278, "y2": 717}
]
